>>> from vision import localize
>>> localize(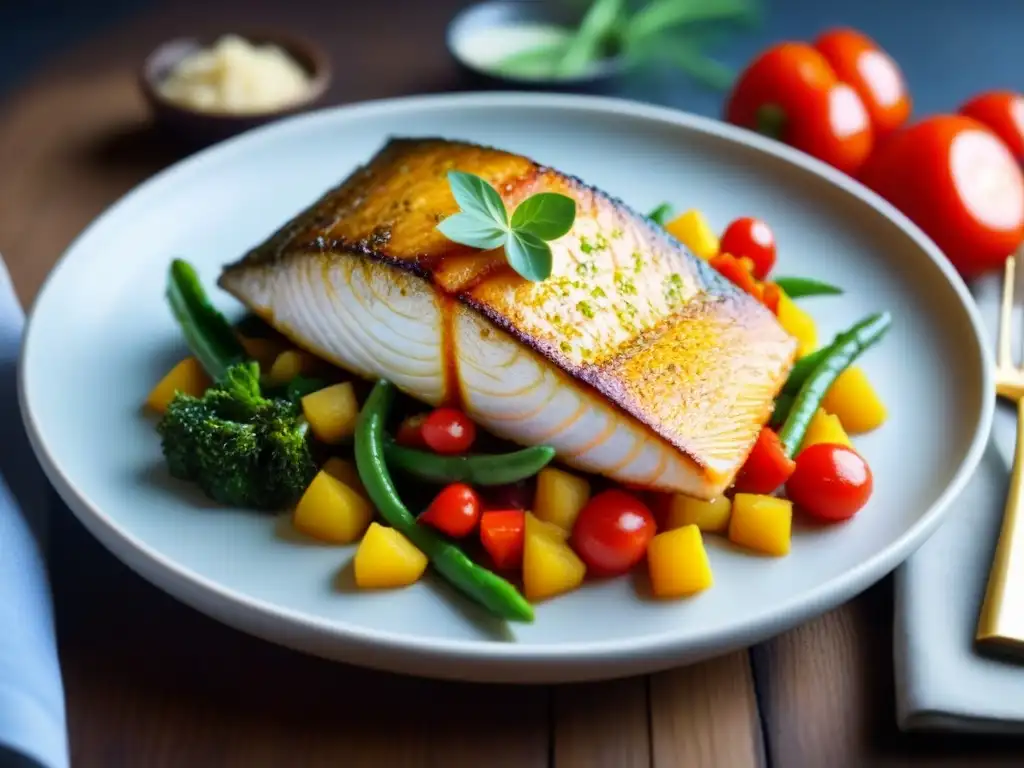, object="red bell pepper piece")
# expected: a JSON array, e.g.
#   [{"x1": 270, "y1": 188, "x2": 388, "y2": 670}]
[
  {"x1": 733, "y1": 427, "x2": 797, "y2": 495},
  {"x1": 479, "y1": 510, "x2": 525, "y2": 570},
  {"x1": 761, "y1": 282, "x2": 782, "y2": 314},
  {"x1": 710, "y1": 253, "x2": 760, "y2": 296}
]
